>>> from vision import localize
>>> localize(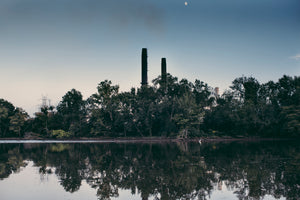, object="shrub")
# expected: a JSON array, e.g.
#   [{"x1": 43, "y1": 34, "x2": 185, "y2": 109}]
[{"x1": 51, "y1": 129, "x2": 73, "y2": 139}]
